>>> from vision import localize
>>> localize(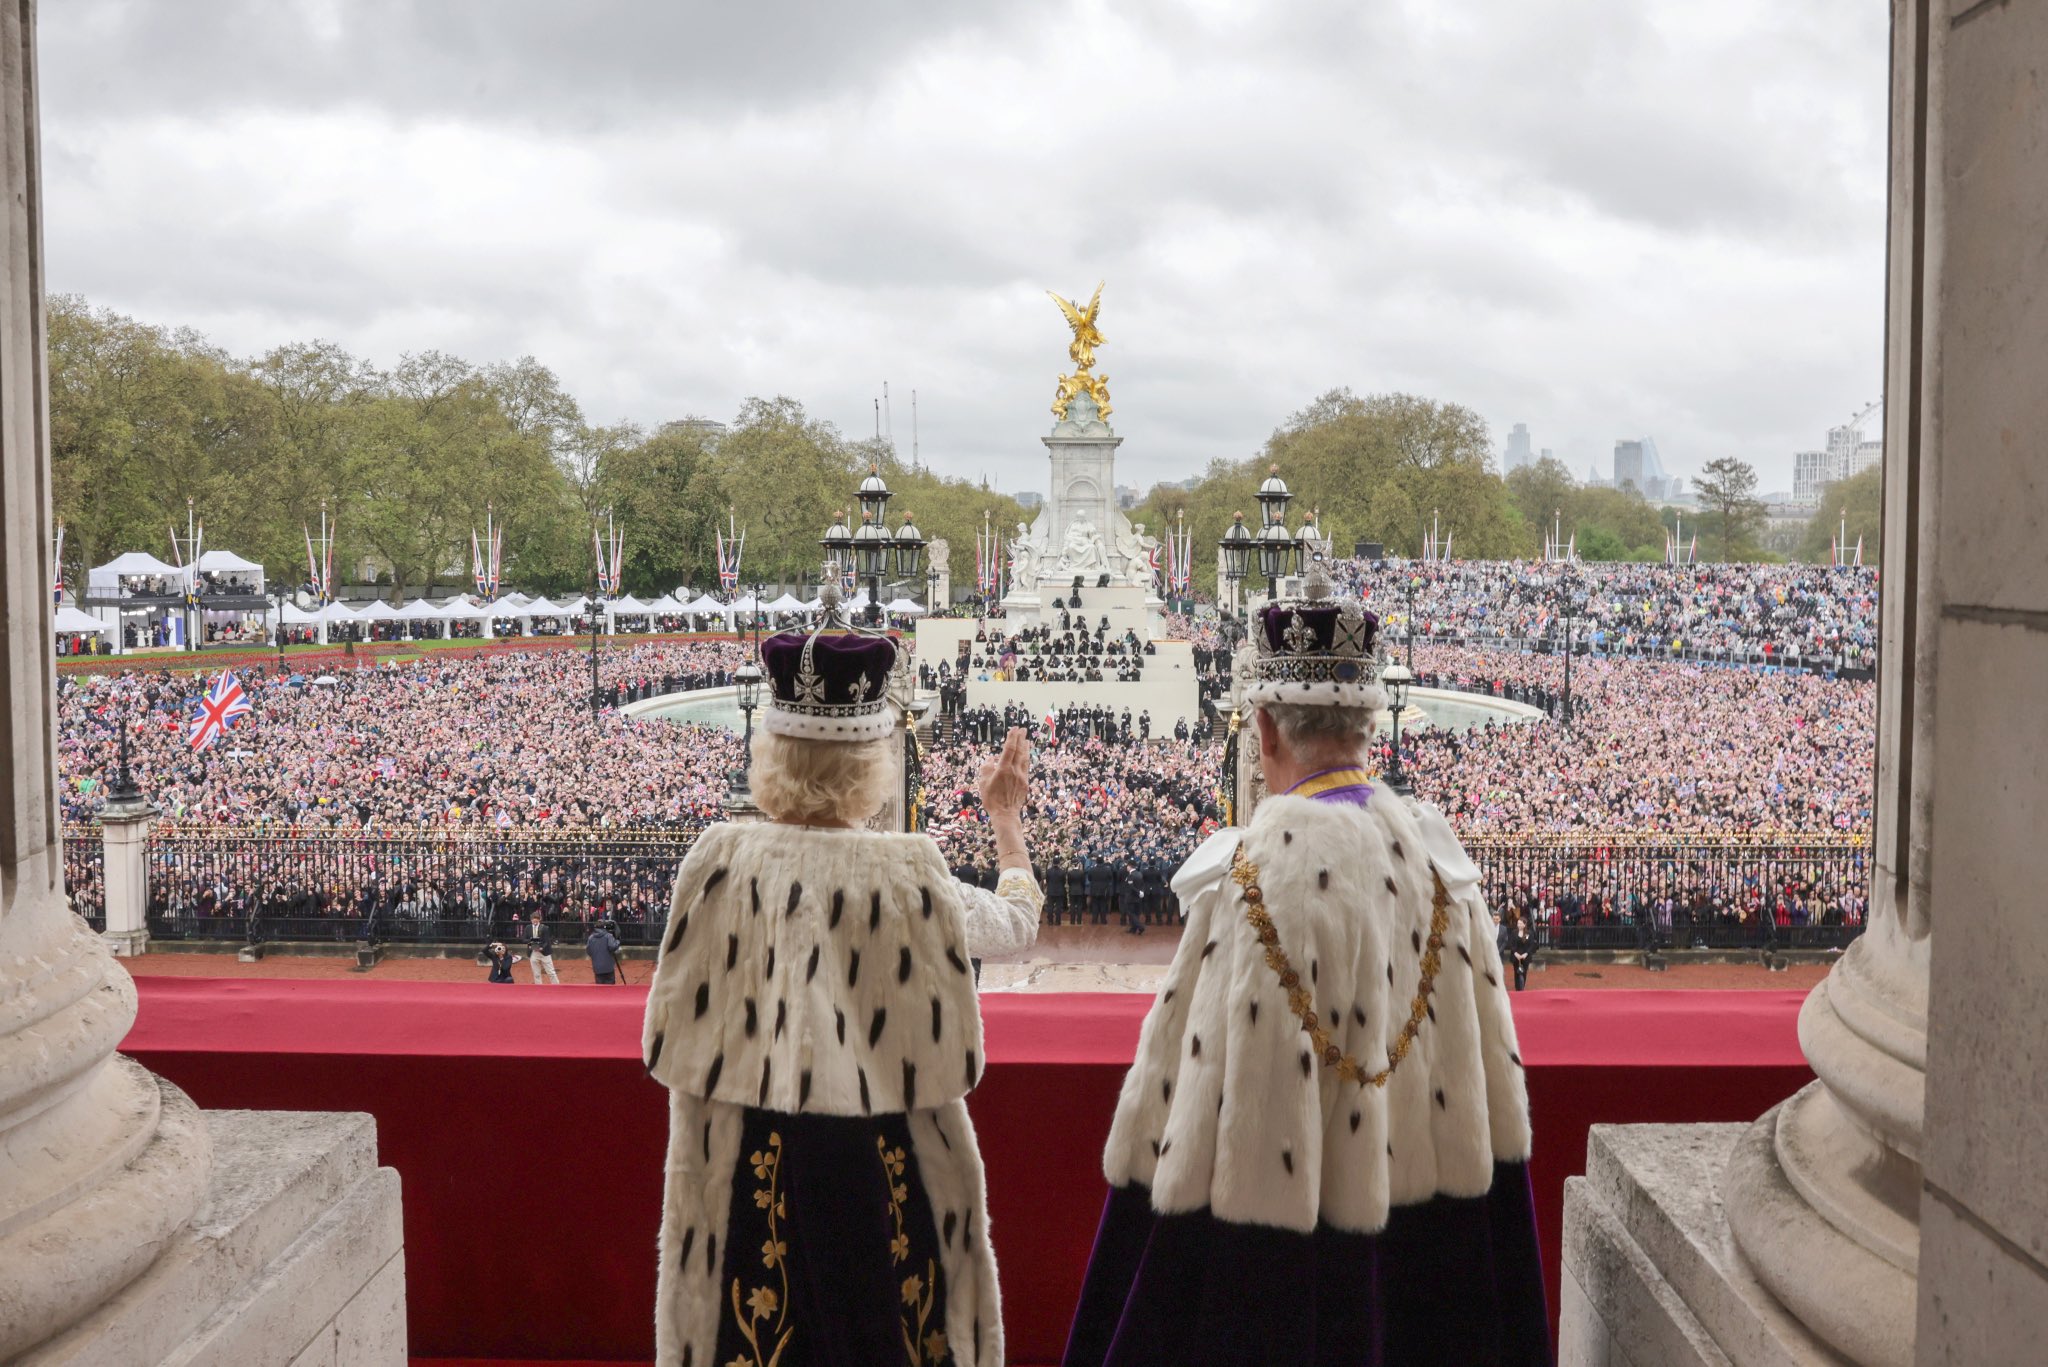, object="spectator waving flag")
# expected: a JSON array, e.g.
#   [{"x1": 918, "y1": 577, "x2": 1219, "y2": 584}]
[{"x1": 189, "y1": 670, "x2": 252, "y2": 752}]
